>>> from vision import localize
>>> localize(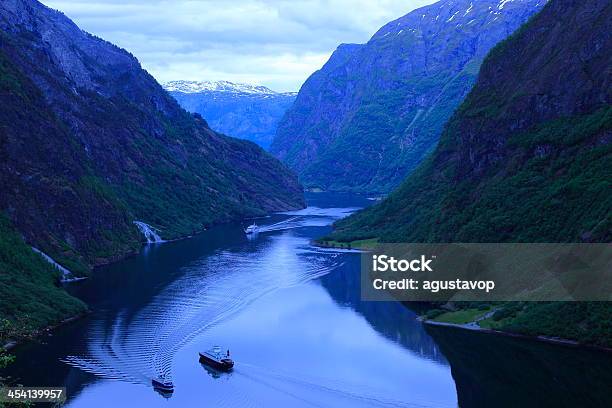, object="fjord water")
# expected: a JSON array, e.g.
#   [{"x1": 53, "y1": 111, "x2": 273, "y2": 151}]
[{"x1": 3, "y1": 194, "x2": 612, "y2": 408}]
